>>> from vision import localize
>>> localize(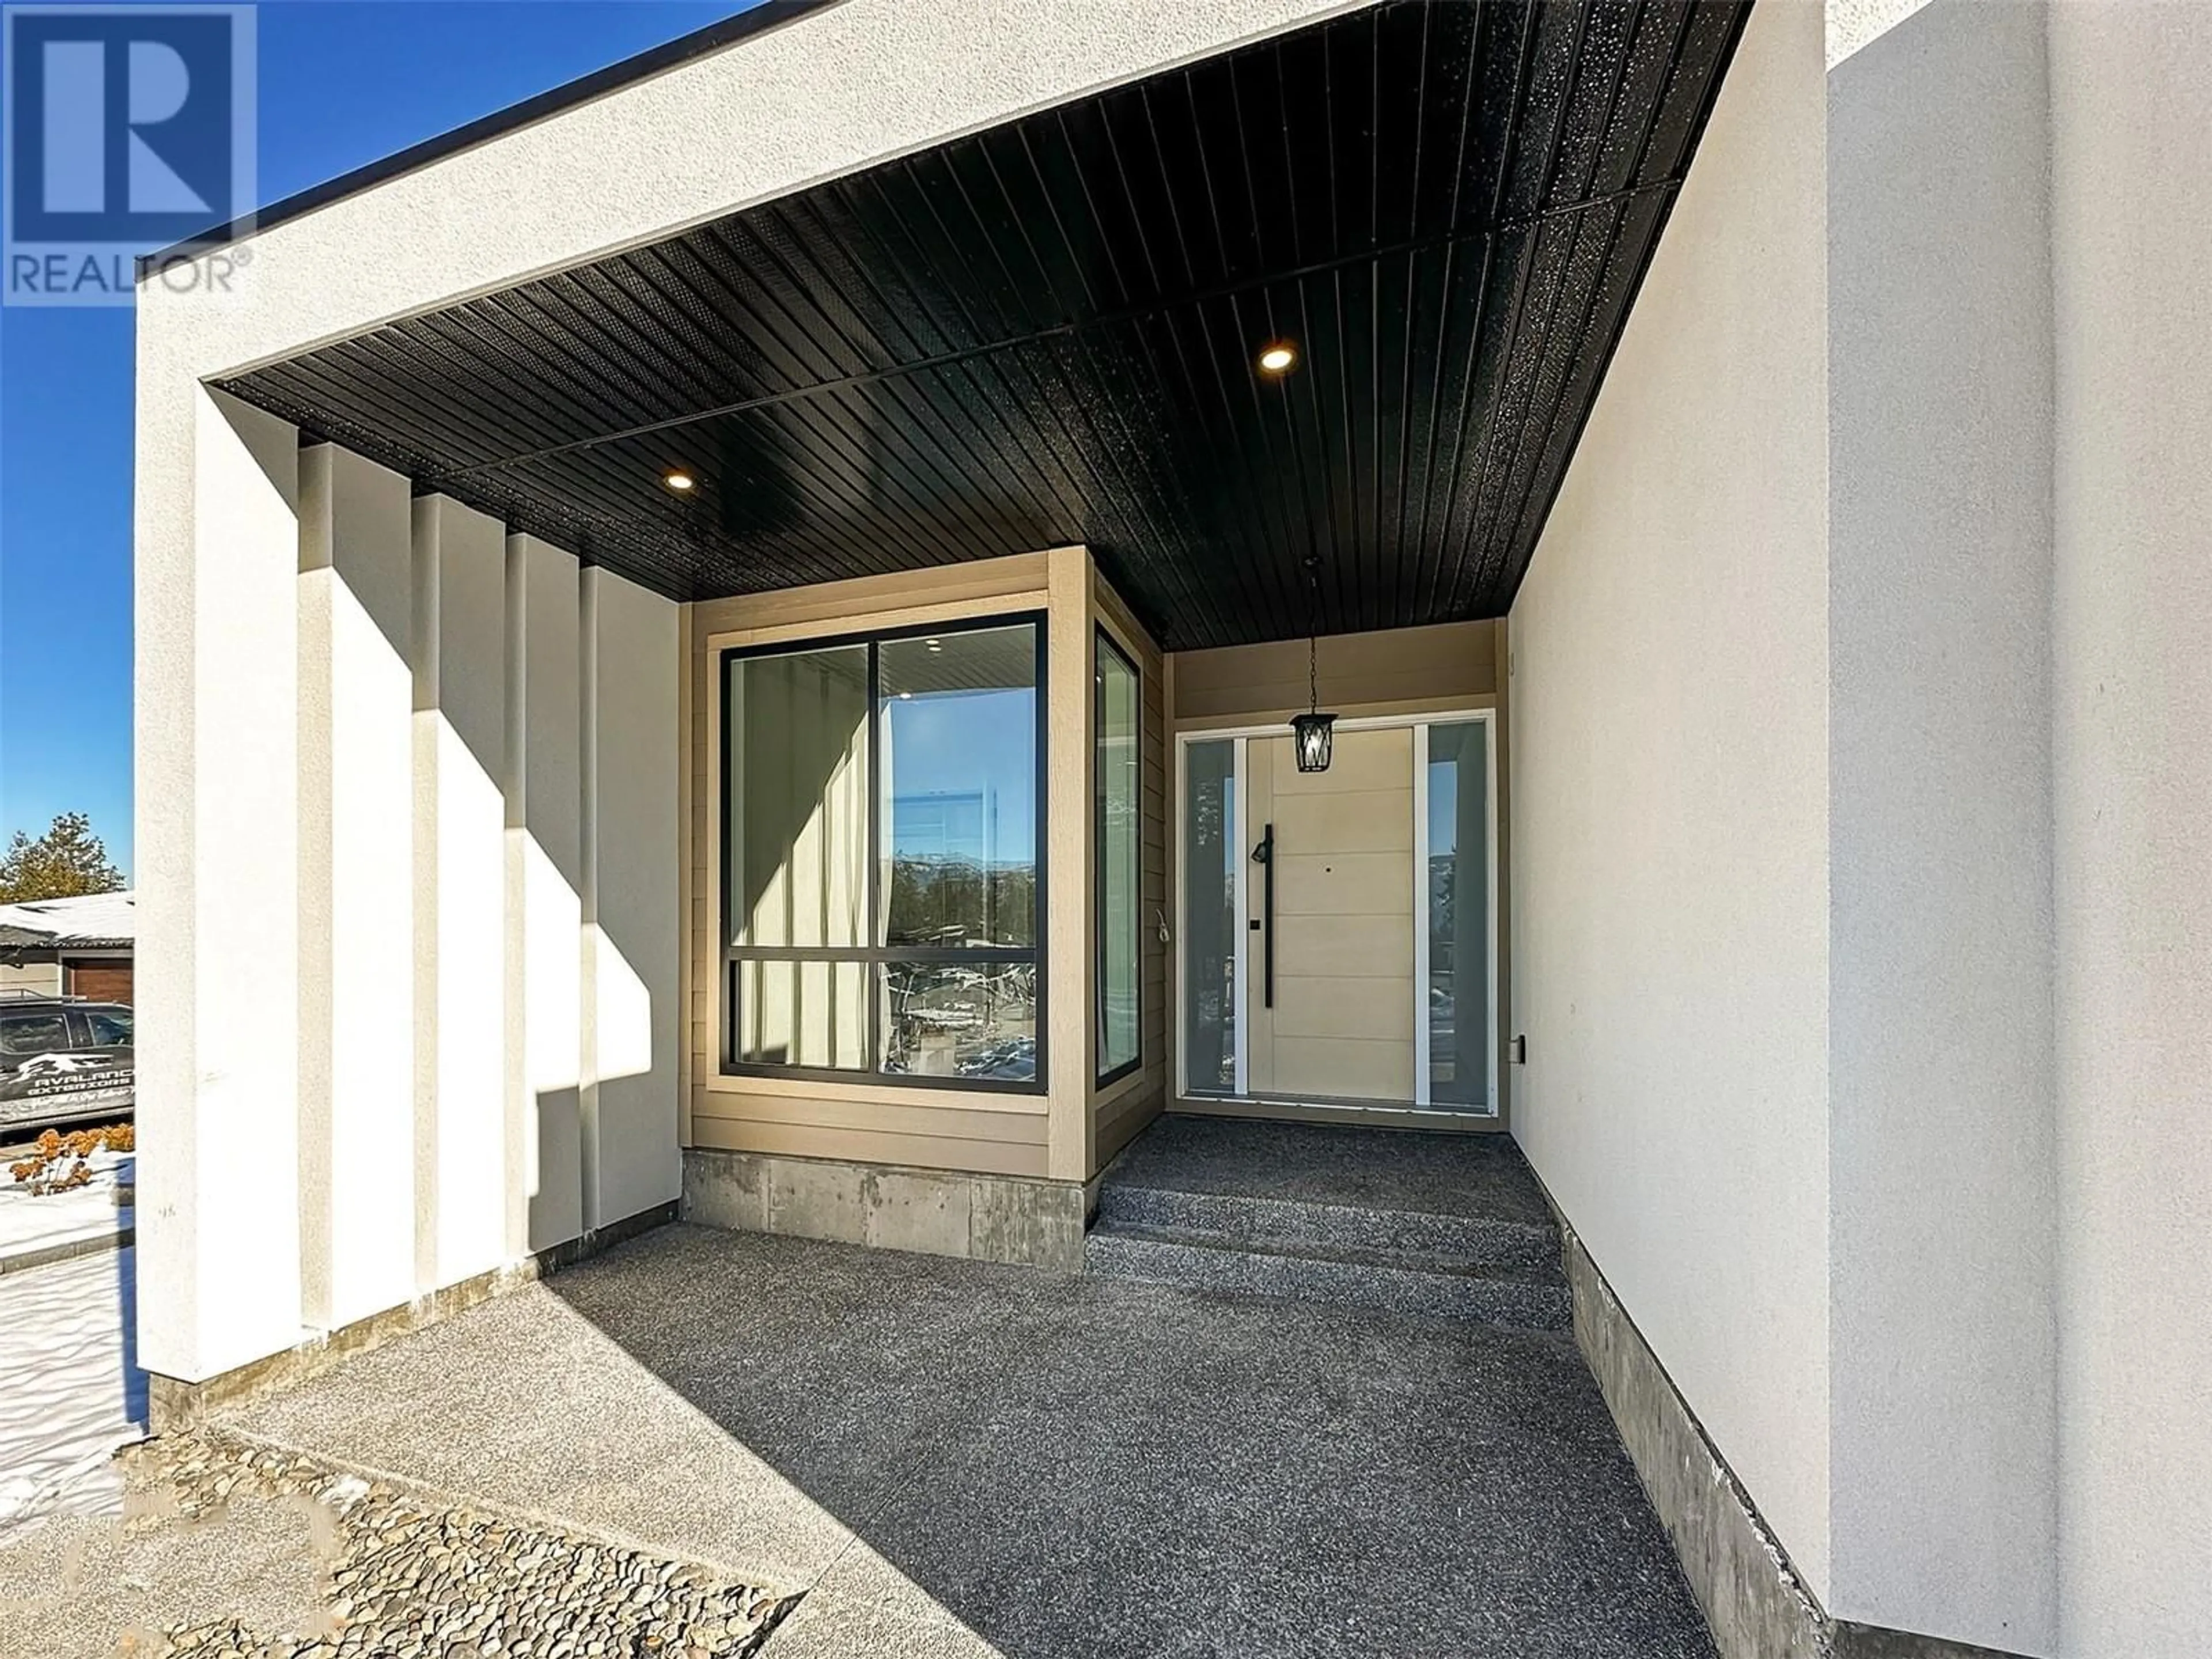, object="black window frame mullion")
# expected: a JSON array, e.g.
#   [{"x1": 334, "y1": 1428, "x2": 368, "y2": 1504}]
[
  {"x1": 863, "y1": 637, "x2": 881, "y2": 1074},
  {"x1": 720, "y1": 646, "x2": 736, "y2": 1074},
  {"x1": 1032, "y1": 615, "x2": 1051, "y2": 1088}
]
